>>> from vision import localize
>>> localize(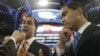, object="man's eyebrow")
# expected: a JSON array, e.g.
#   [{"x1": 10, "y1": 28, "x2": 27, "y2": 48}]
[
  {"x1": 28, "y1": 21, "x2": 32, "y2": 23},
  {"x1": 61, "y1": 11, "x2": 66, "y2": 15},
  {"x1": 60, "y1": 11, "x2": 65, "y2": 19}
]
